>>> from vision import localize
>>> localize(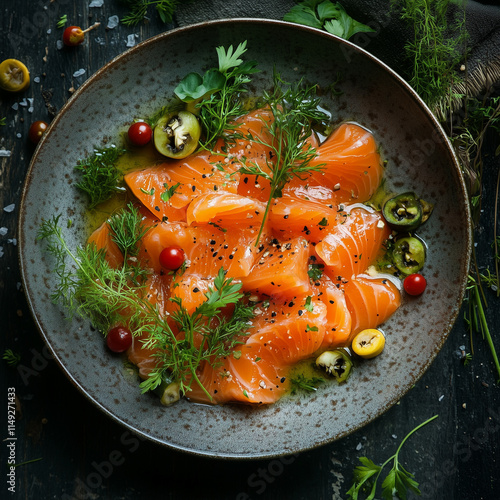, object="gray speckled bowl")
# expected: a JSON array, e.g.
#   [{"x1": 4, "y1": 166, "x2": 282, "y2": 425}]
[{"x1": 18, "y1": 19, "x2": 471, "y2": 459}]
